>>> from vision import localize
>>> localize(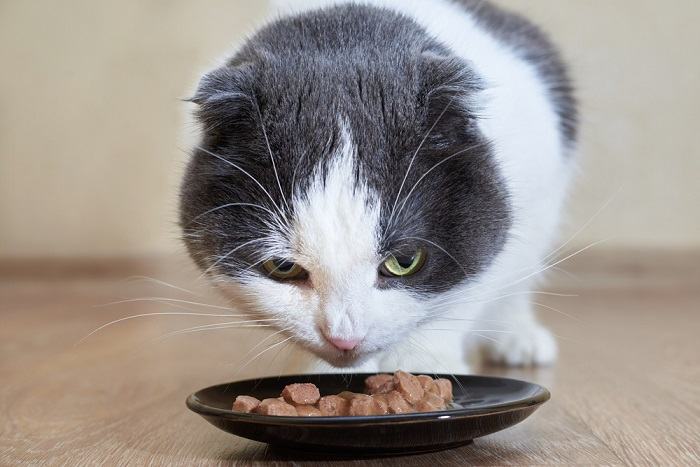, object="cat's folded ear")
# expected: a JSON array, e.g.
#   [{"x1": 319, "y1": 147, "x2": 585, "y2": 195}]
[
  {"x1": 187, "y1": 64, "x2": 257, "y2": 140},
  {"x1": 419, "y1": 51, "x2": 483, "y2": 129}
]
